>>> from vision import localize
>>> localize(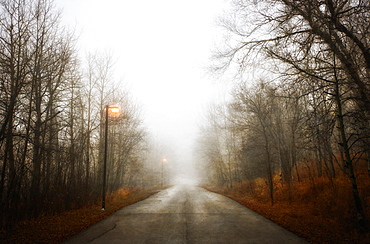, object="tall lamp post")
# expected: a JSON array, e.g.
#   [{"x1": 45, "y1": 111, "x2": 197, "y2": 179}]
[
  {"x1": 102, "y1": 105, "x2": 119, "y2": 211},
  {"x1": 162, "y1": 158, "x2": 167, "y2": 187}
]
